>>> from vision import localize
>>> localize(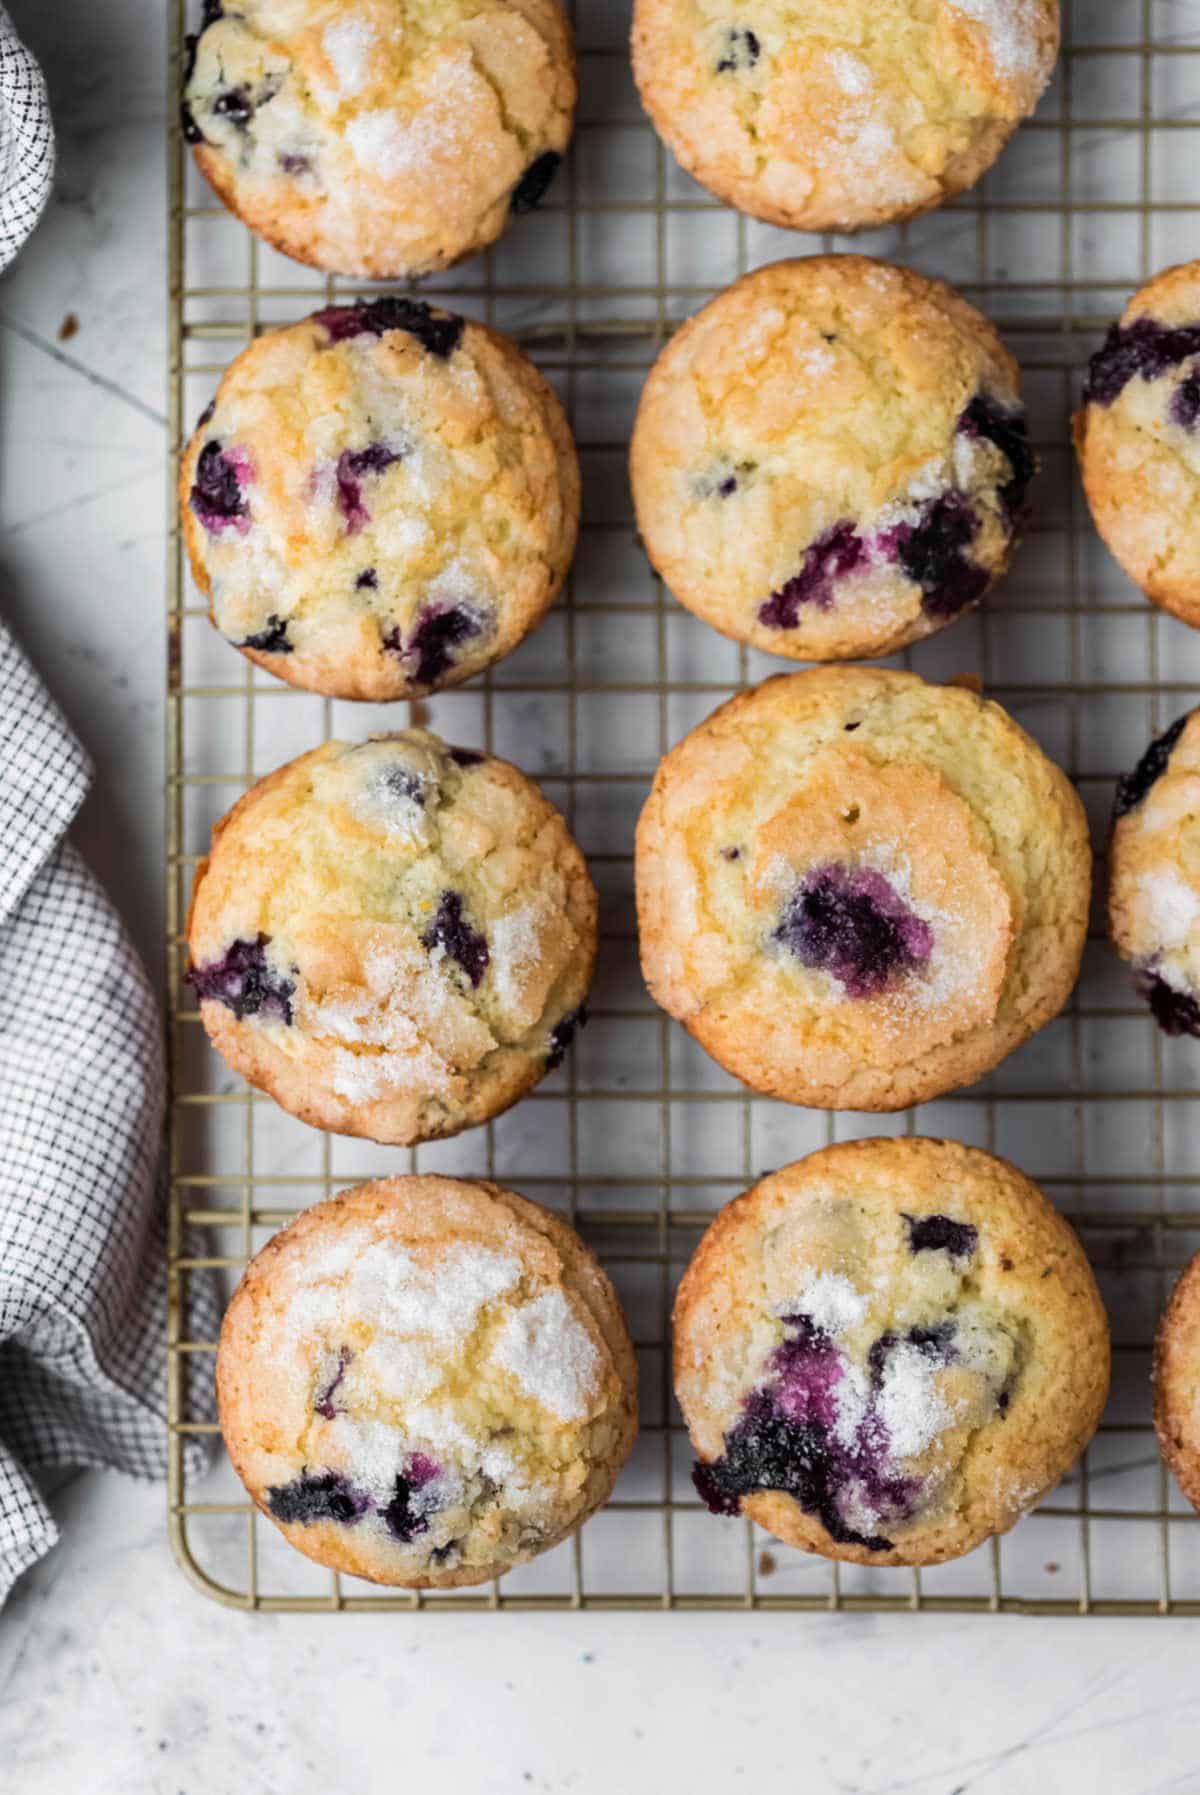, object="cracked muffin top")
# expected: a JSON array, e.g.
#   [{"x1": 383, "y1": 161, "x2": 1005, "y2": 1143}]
[
  {"x1": 631, "y1": 257, "x2": 1034, "y2": 664},
  {"x1": 675, "y1": 1137, "x2": 1108, "y2": 1567},
  {"x1": 218, "y1": 1175, "x2": 638, "y2": 1588},
  {"x1": 631, "y1": 0, "x2": 1057, "y2": 234},
  {"x1": 183, "y1": 0, "x2": 574, "y2": 276},
  {"x1": 635, "y1": 667, "x2": 1091, "y2": 1112},
  {"x1": 1075, "y1": 261, "x2": 1200, "y2": 632},
  {"x1": 187, "y1": 731, "x2": 596, "y2": 1145},
  {"x1": 181, "y1": 299, "x2": 578, "y2": 701}
]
